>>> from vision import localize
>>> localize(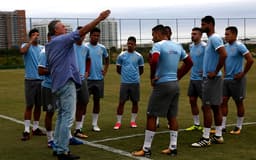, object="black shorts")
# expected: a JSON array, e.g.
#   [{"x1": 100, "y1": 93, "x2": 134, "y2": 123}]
[
  {"x1": 147, "y1": 81, "x2": 179, "y2": 118},
  {"x1": 119, "y1": 83, "x2": 140, "y2": 103},
  {"x1": 87, "y1": 80, "x2": 104, "y2": 99},
  {"x1": 223, "y1": 77, "x2": 246, "y2": 102},
  {"x1": 77, "y1": 80, "x2": 89, "y2": 105},
  {"x1": 41, "y1": 86, "x2": 56, "y2": 112},
  {"x1": 202, "y1": 77, "x2": 223, "y2": 106},
  {"x1": 25, "y1": 79, "x2": 42, "y2": 107},
  {"x1": 187, "y1": 80, "x2": 202, "y2": 98}
]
